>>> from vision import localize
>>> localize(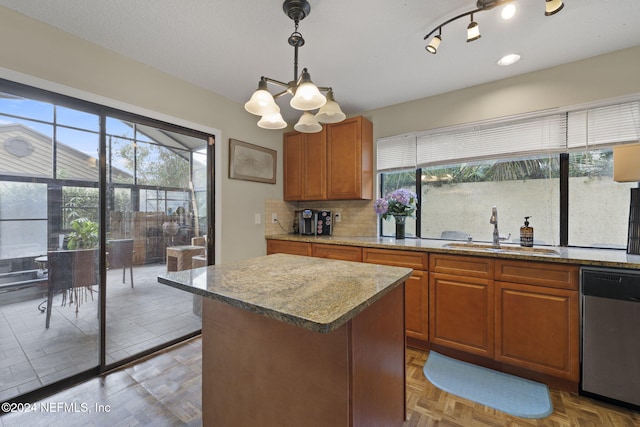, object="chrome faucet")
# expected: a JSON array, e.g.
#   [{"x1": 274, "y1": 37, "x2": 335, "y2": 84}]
[
  {"x1": 490, "y1": 205, "x2": 500, "y2": 247},
  {"x1": 489, "y1": 205, "x2": 511, "y2": 247}
]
